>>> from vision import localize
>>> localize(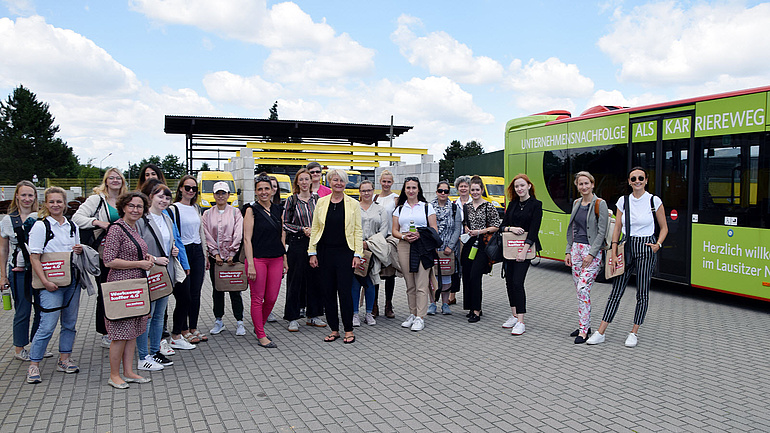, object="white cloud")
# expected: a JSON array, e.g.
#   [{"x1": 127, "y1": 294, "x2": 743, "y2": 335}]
[
  {"x1": 502, "y1": 57, "x2": 594, "y2": 113},
  {"x1": 0, "y1": 16, "x2": 140, "y2": 96},
  {"x1": 598, "y1": 1, "x2": 770, "y2": 86},
  {"x1": 2, "y1": 0, "x2": 34, "y2": 15},
  {"x1": 392, "y1": 14, "x2": 504, "y2": 85},
  {"x1": 202, "y1": 71, "x2": 283, "y2": 111},
  {"x1": 585, "y1": 89, "x2": 666, "y2": 112},
  {"x1": 131, "y1": 0, "x2": 374, "y2": 83}
]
